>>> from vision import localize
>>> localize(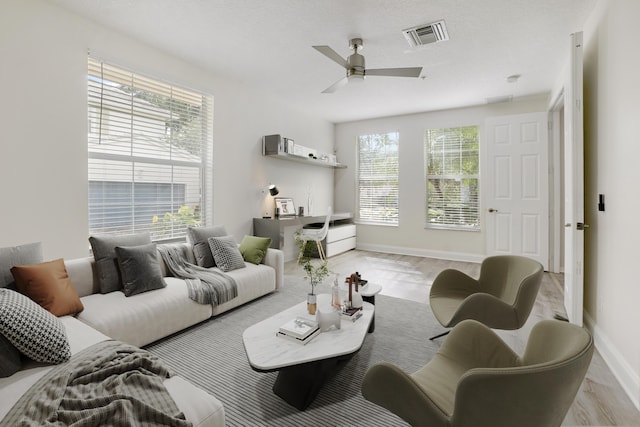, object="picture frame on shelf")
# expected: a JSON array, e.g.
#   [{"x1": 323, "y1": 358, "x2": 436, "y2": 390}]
[{"x1": 275, "y1": 197, "x2": 296, "y2": 216}]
